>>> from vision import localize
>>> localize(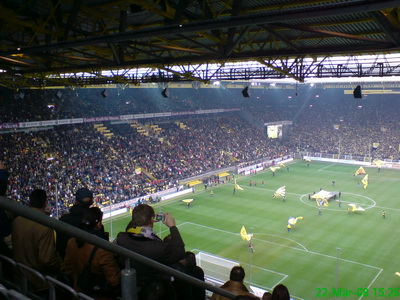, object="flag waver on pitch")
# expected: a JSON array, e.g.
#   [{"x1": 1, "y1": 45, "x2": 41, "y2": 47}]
[
  {"x1": 269, "y1": 166, "x2": 281, "y2": 173},
  {"x1": 354, "y1": 166, "x2": 366, "y2": 175},
  {"x1": 348, "y1": 203, "x2": 365, "y2": 212},
  {"x1": 372, "y1": 159, "x2": 383, "y2": 168},
  {"x1": 234, "y1": 179, "x2": 244, "y2": 190},
  {"x1": 273, "y1": 186, "x2": 286, "y2": 198},
  {"x1": 288, "y1": 216, "x2": 304, "y2": 227},
  {"x1": 361, "y1": 174, "x2": 368, "y2": 189},
  {"x1": 240, "y1": 226, "x2": 253, "y2": 242}
]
